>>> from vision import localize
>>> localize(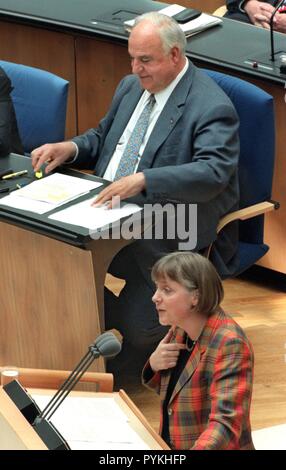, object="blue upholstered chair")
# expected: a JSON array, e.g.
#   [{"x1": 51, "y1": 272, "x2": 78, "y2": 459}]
[
  {"x1": 203, "y1": 69, "x2": 278, "y2": 276},
  {"x1": 0, "y1": 60, "x2": 69, "y2": 154}
]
